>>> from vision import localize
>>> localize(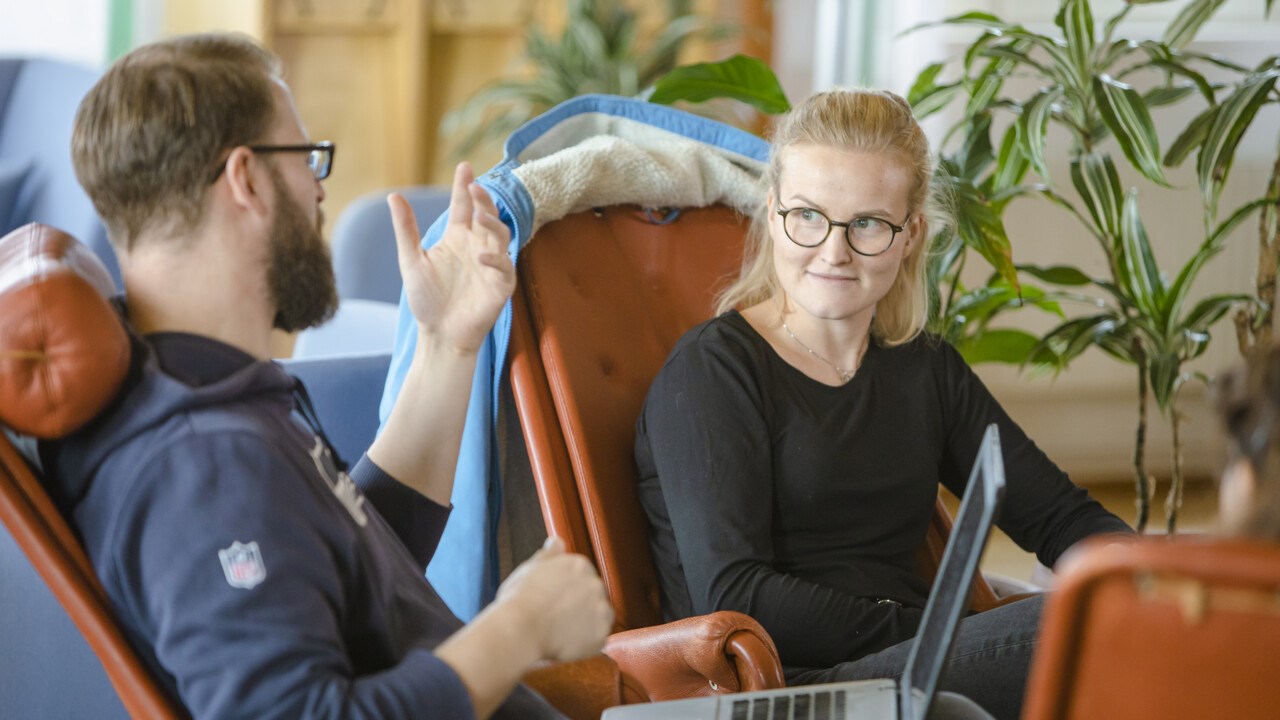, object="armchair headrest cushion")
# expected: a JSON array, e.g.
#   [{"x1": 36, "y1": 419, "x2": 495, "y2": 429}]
[{"x1": 0, "y1": 223, "x2": 129, "y2": 438}]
